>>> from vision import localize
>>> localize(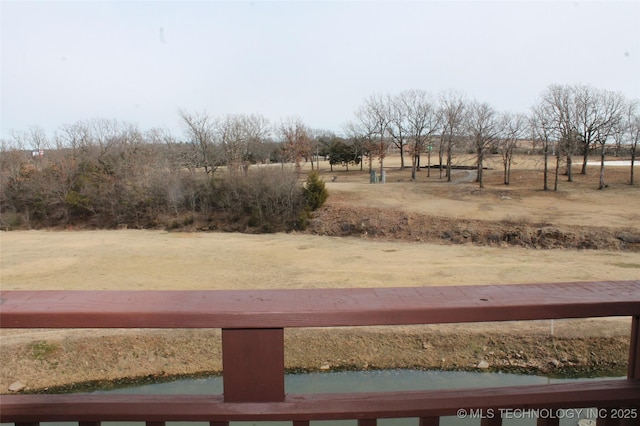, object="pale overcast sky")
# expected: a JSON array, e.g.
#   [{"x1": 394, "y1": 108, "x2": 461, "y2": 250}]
[{"x1": 1, "y1": 1, "x2": 639, "y2": 139}]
